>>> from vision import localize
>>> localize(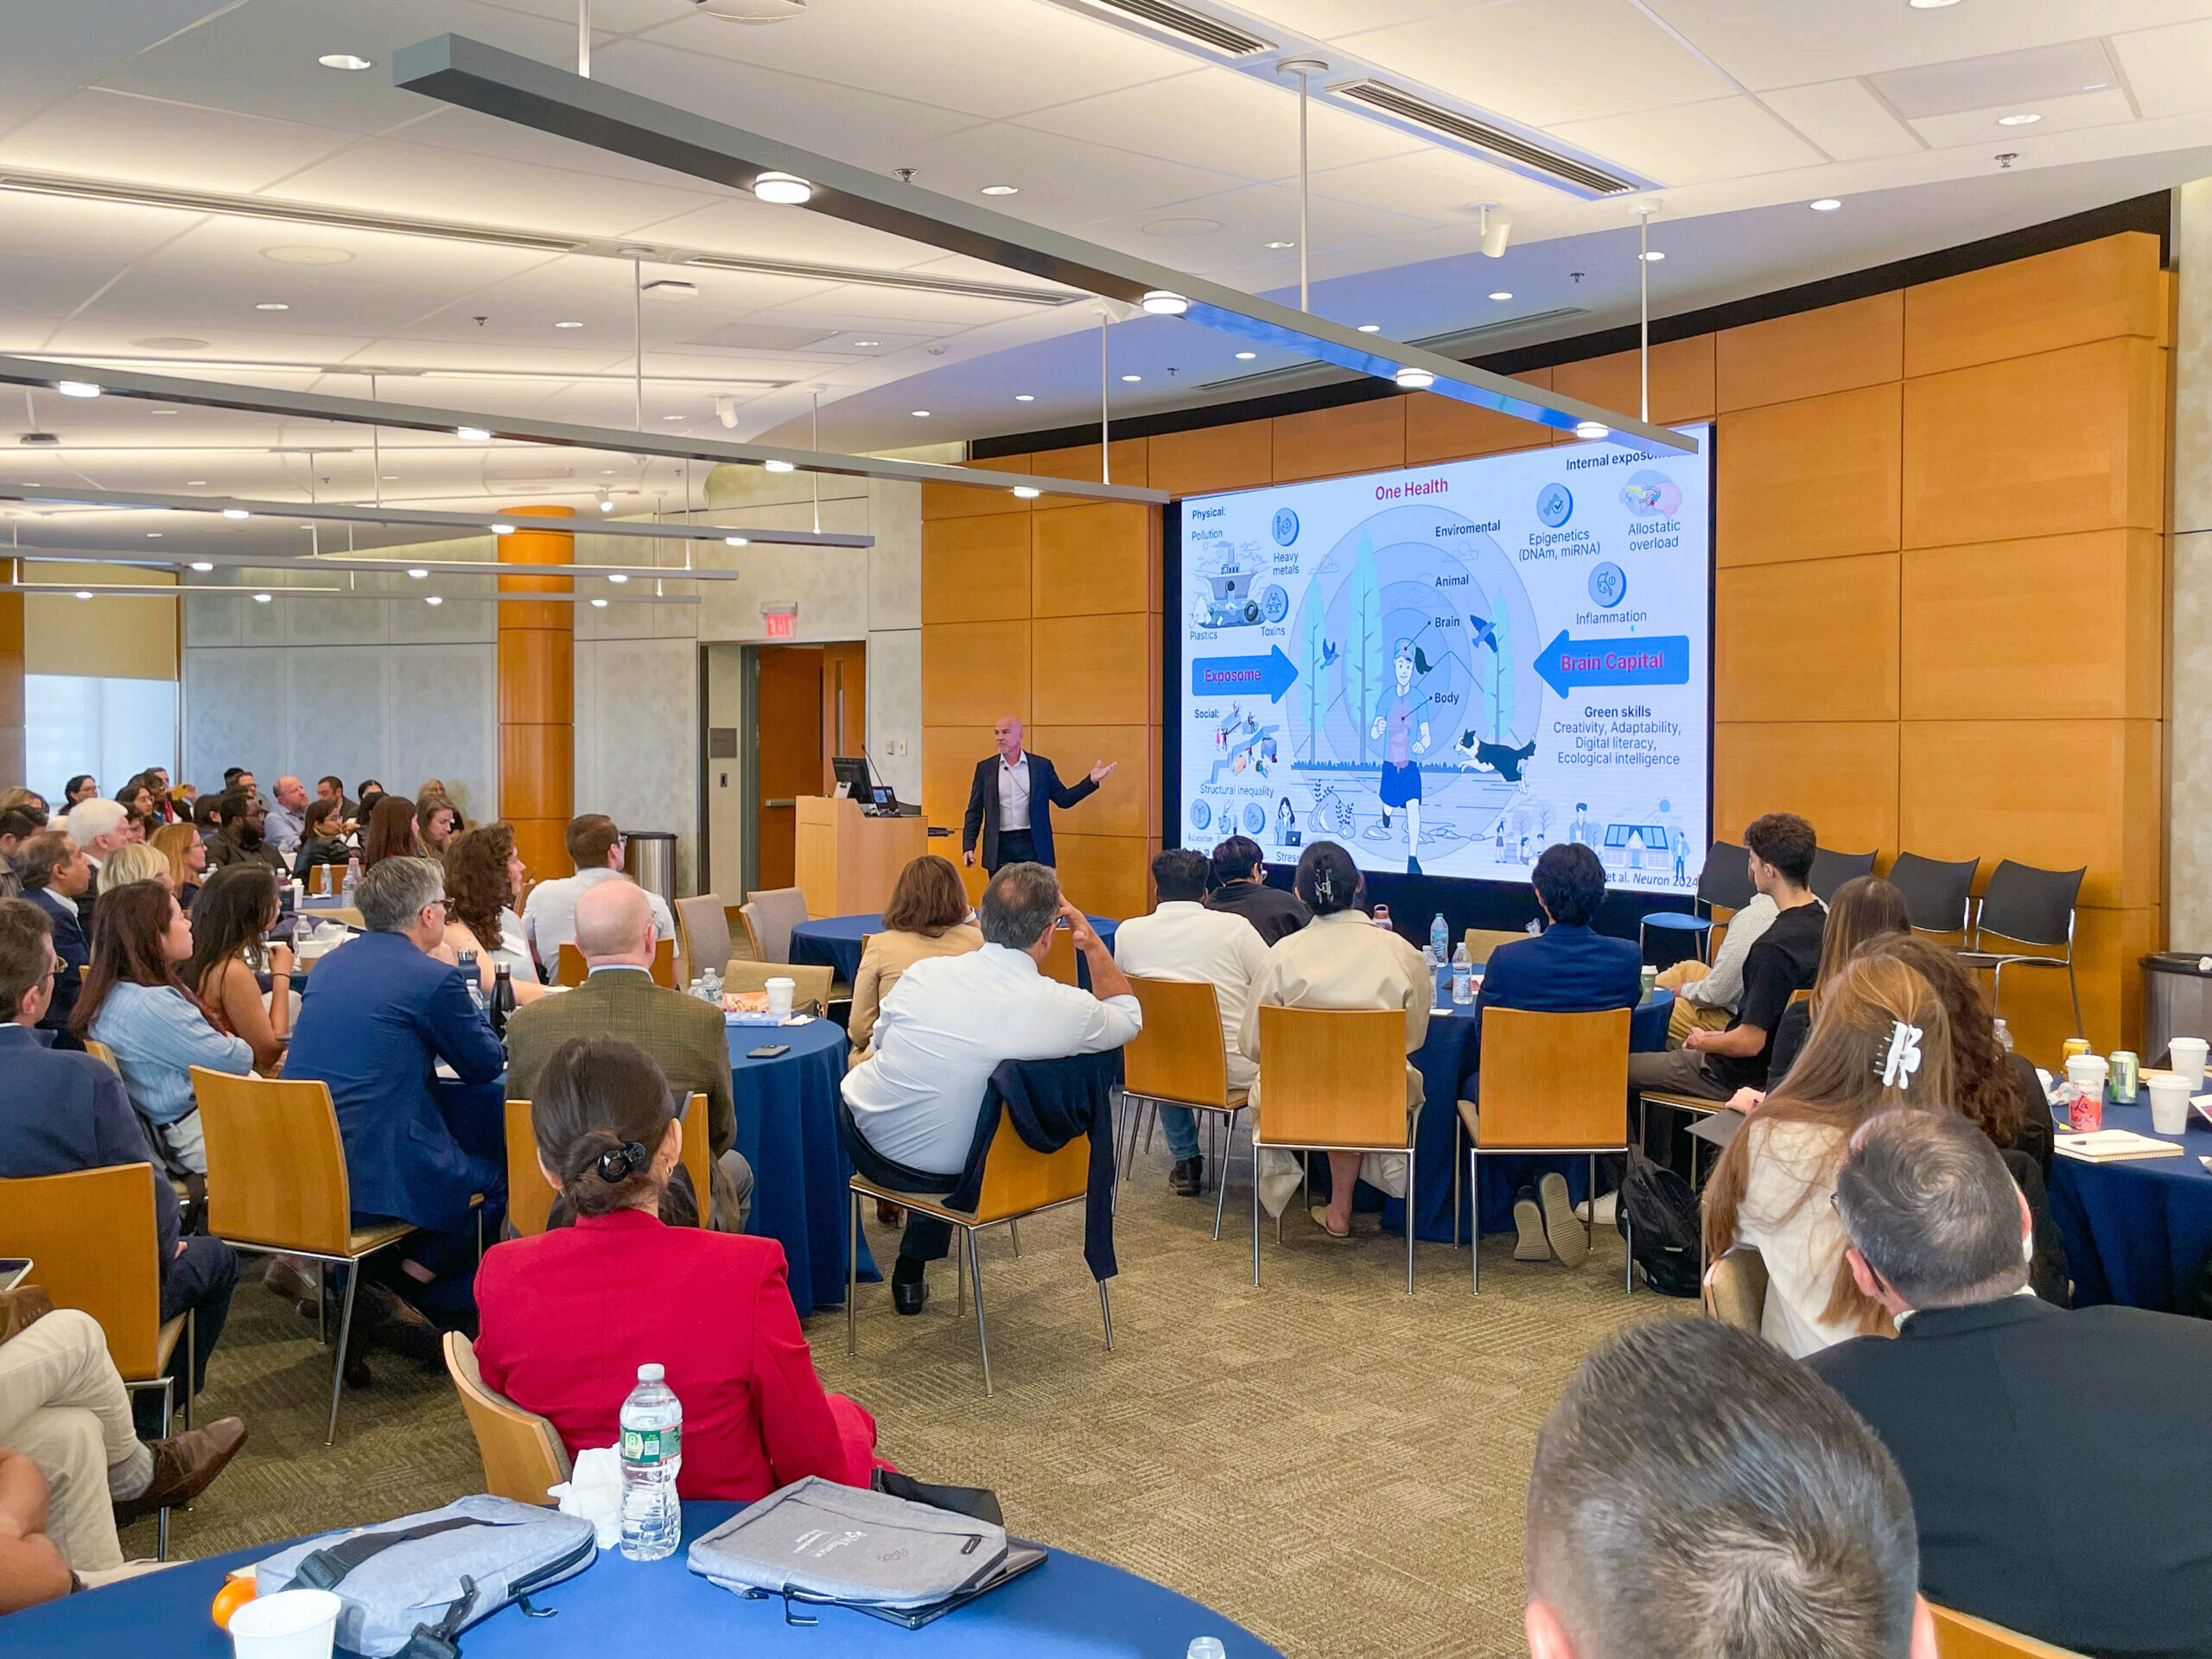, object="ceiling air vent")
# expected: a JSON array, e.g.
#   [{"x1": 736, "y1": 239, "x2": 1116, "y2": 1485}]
[
  {"x1": 1064, "y1": 0, "x2": 1273, "y2": 57},
  {"x1": 1332, "y1": 80, "x2": 1636, "y2": 196}
]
